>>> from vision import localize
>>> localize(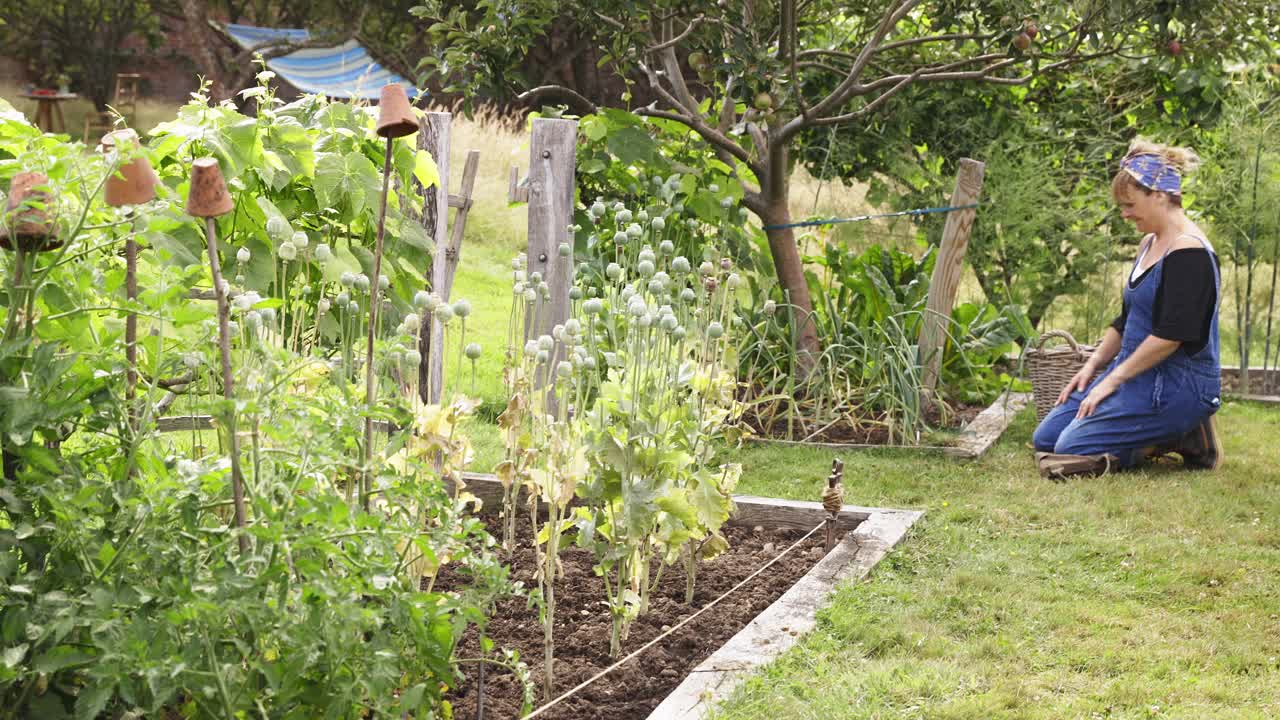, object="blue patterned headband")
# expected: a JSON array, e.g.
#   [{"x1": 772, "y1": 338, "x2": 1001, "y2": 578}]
[{"x1": 1121, "y1": 153, "x2": 1182, "y2": 195}]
